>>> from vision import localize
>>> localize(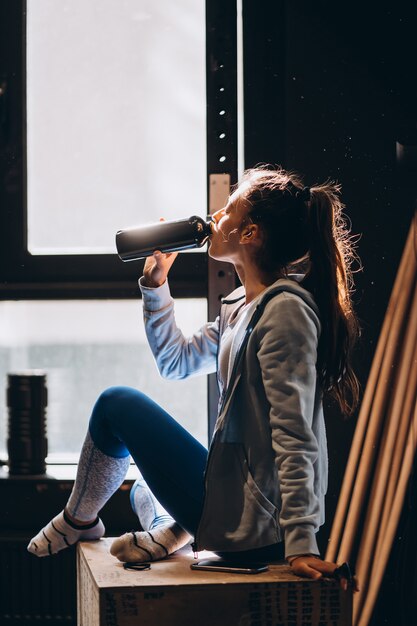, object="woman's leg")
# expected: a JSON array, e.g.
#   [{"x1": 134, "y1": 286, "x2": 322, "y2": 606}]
[
  {"x1": 88, "y1": 387, "x2": 208, "y2": 533},
  {"x1": 27, "y1": 426, "x2": 130, "y2": 557},
  {"x1": 28, "y1": 386, "x2": 207, "y2": 560},
  {"x1": 89, "y1": 386, "x2": 208, "y2": 562}
]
